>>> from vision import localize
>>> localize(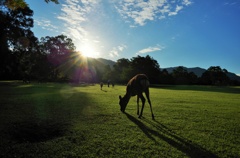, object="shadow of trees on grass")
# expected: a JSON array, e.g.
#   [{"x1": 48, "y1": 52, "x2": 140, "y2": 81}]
[
  {"x1": 125, "y1": 113, "x2": 219, "y2": 158},
  {"x1": 8, "y1": 120, "x2": 69, "y2": 143},
  {"x1": 0, "y1": 82, "x2": 92, "y2": 143}
]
